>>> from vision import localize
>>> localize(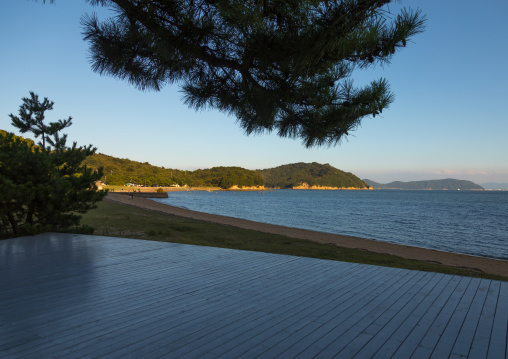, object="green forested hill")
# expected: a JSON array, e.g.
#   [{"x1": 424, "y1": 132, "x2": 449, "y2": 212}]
[
  {"x1": 363, "y1": 178, "x2": 484, "y2": 190},
  {"x1": 191, "y1": 166, "x2": 264, "y2": 188},
  {"x1": 84, "y1": 153, "x2": 185, "y2": 186},
  {"x1": 257, "y1": 162, "x2": 370, "y2": 189},
  {"x1": 84, "y1": 155, "x2": 366, "y2": 189},
  {"x1": 83, "y1": 153, "x2": 264, "y2": 189}
]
